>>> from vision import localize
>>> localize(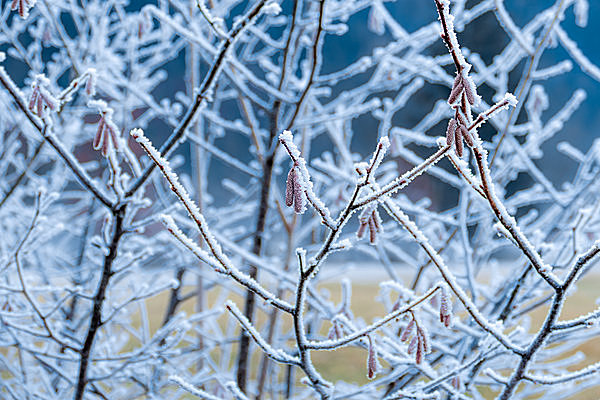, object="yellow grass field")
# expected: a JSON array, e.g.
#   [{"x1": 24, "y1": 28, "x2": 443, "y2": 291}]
[{"x1": 141, "y1": 274, "x2": 600, "y2": 400}]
